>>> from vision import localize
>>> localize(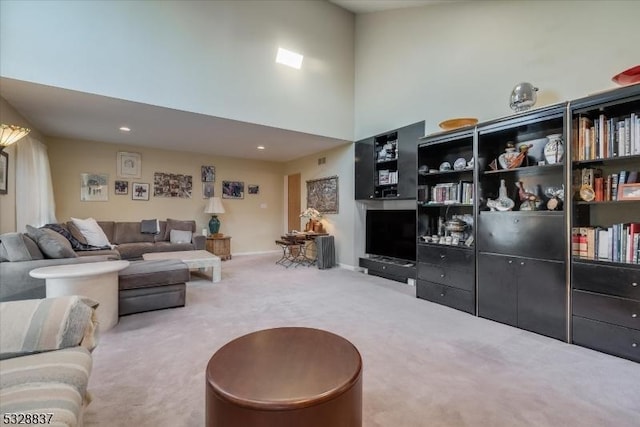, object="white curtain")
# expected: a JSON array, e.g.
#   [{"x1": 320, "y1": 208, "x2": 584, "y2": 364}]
[{"x1": 16, "y1": 137, "x2": 57, "y2": 231}]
